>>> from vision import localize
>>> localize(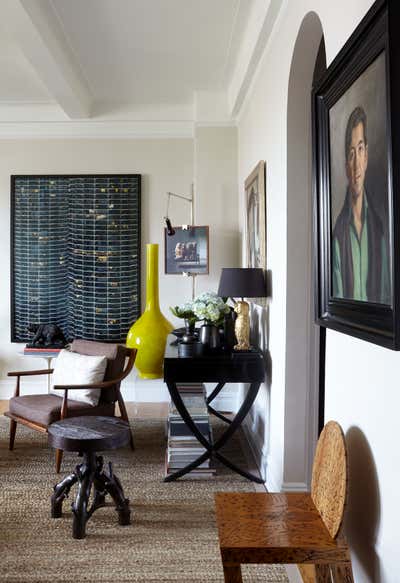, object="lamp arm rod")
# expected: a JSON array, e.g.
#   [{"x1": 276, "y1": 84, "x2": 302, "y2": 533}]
[
  {"x1": 165, "y1": 187, "x2": 194, "y2": 225},
  {"x1": 166, "y1": 191, "x2": 193, "y2": 203}
]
